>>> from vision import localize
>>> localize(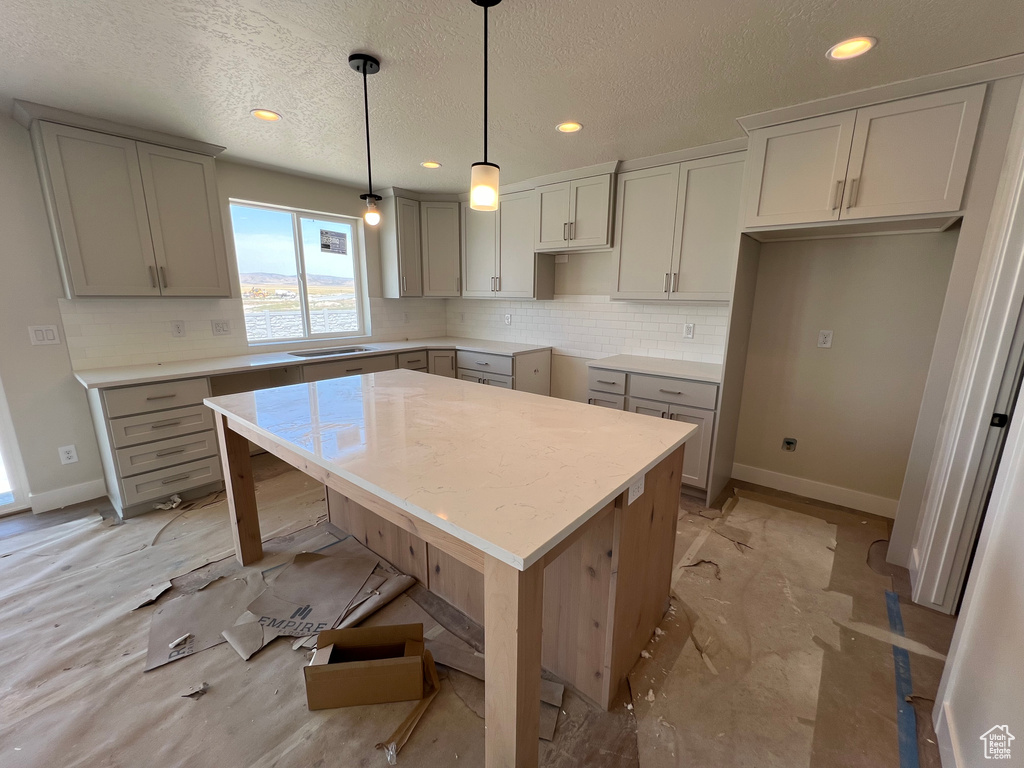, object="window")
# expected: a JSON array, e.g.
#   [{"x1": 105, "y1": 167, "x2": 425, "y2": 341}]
[{"x1": 229, "y1": 202, "x2": 369, "y2": 344}]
